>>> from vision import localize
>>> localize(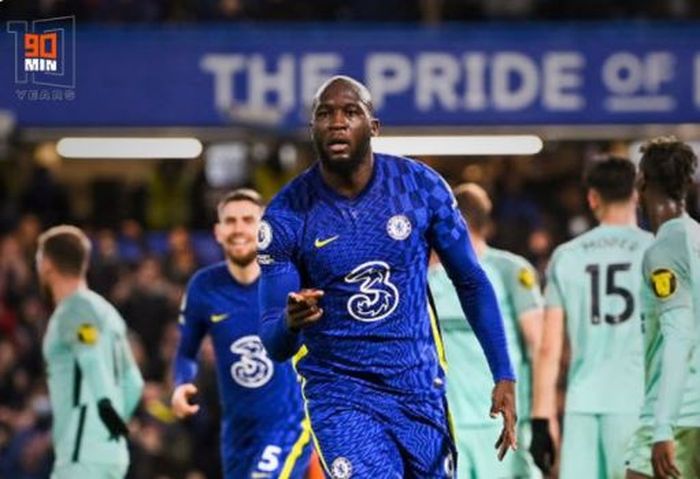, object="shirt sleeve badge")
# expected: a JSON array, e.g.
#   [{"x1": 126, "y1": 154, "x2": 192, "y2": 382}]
[
  {"x1": 650, "y1": 268, "x2": 677, "y2": 299},
  {"x1": 76, "y1": 323, "x2": 99, "y2": 345},
  {"x1": 518, "y1": 267, "x2": 536, "y2": 289}
]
